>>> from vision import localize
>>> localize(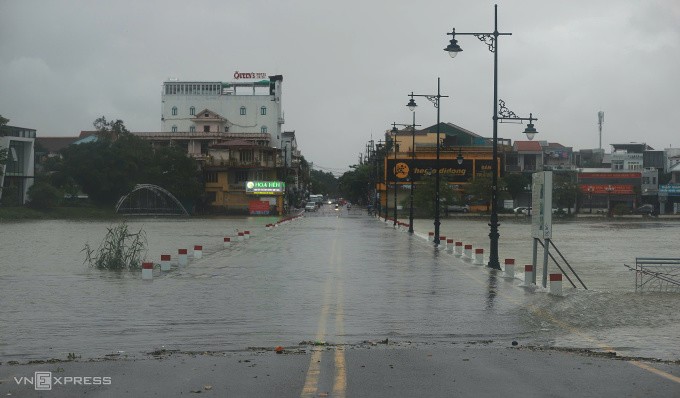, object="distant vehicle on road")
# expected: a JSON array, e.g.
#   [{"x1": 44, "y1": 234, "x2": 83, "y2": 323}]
[
  {"x1": 309, "y1": 194, "x2": 324, "y2": 206},
  {"x1": 513, "y1": 207, "x2": 529, "y2": 215},
  {"x1": 447, "y1": 204, "x2": 470, "y2": 213},
  {"x1": 304, "y1": 202, "x2": 317, "y2": 212},
  {"x1": 634, "y1": 204, "x2": 656, "y2": 216}
]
